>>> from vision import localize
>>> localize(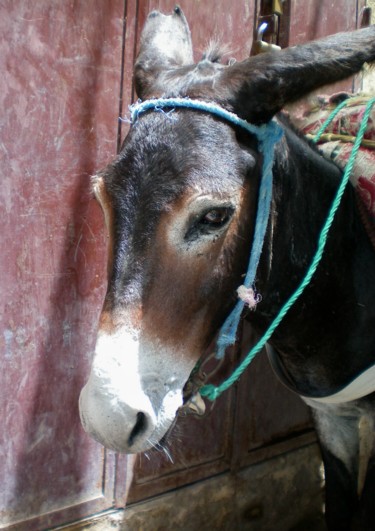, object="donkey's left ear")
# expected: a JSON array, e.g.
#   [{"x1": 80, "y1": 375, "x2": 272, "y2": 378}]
[
  {"x1": 215, "y1": 25, "x2": 375, "y2": 124},
  {"x1": 134, "y1": 6, "x2": 193, "y2": 99}
]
